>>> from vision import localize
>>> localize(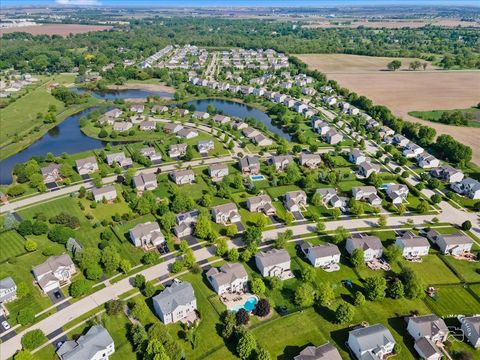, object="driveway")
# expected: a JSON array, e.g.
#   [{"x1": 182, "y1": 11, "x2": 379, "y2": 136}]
[
  {"x1": 183, "y1": 235, "x2": 198, "y2": 246},
  {"x1": 235, "y1": 222, "x2": 245, "y2": 233},
  {"x1": 291, "y1": 211, "x2": 304, "y2": 221}
]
